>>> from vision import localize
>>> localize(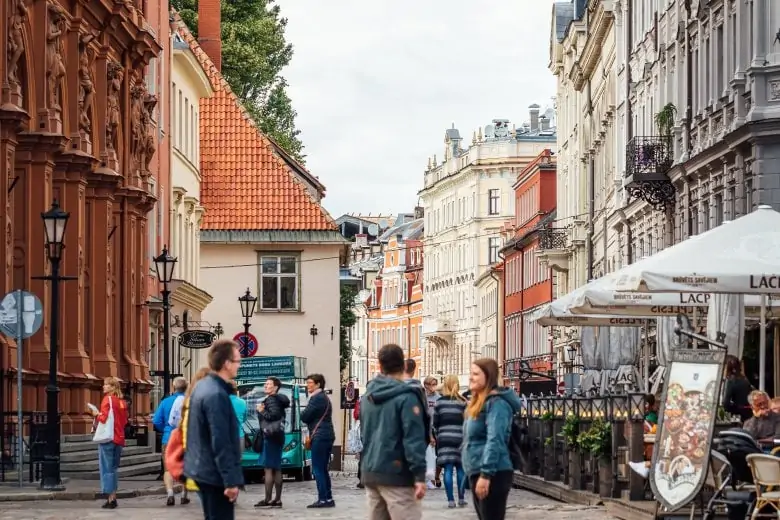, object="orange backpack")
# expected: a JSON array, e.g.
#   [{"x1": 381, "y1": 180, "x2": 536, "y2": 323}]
[{"x1": 165, "y1": 427, "x2": 185, "y2": 481}]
